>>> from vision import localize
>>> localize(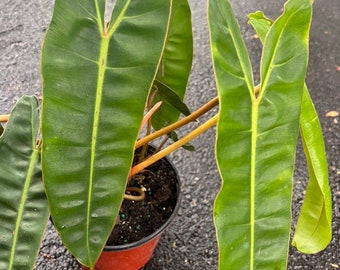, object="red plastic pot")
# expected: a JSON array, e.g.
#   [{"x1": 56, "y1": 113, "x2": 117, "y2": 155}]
[
  {"x1": 82, "y1": 155, "x2": 181, "y2": 270},
  {"x1": 82, "y1": 233, "x2": 162, "y2": 270}
]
